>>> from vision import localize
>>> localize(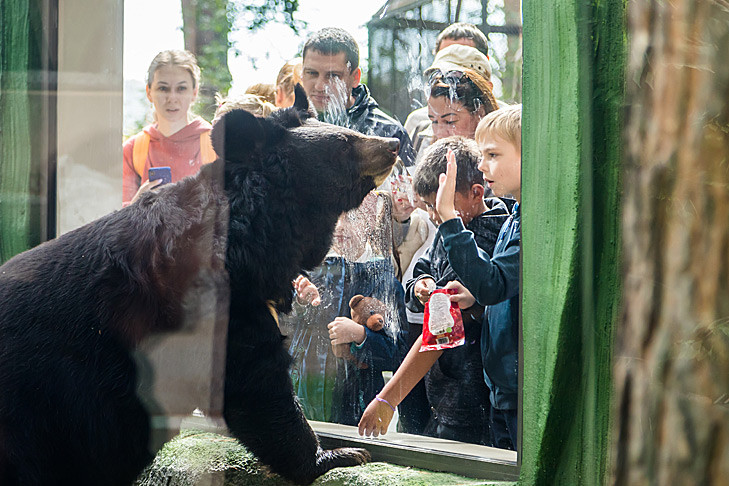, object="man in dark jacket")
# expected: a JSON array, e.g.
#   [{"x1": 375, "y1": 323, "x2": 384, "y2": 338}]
[{"x1": 301, "y1": 27, "x2": 415, "y2": 167}]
